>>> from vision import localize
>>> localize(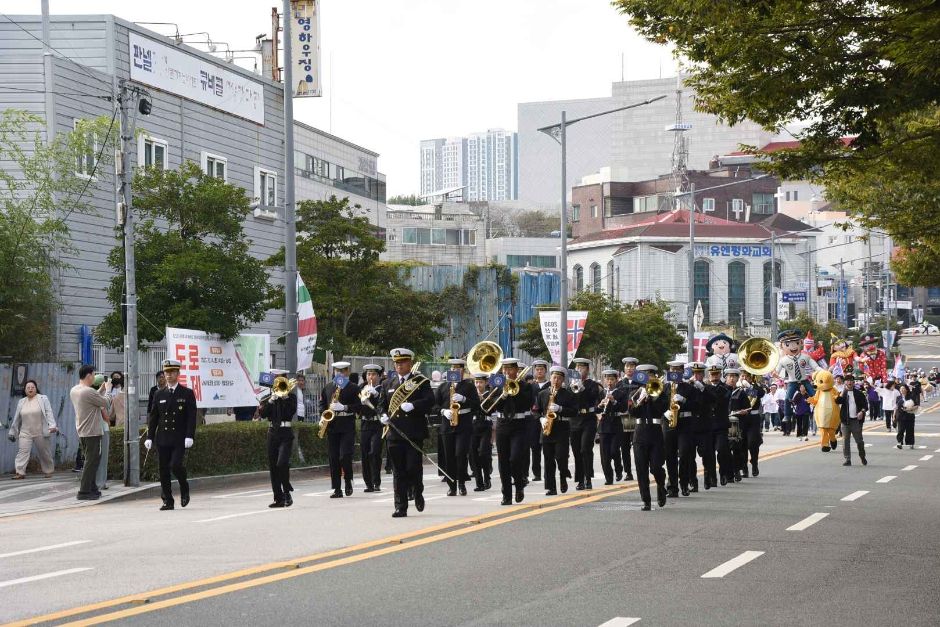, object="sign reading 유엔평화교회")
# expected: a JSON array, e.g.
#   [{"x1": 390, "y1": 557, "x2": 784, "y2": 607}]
[
  {"x1": 129, "y1": 32, "x2": 265, "y2": 125},
  {"x1": 693, "y1": 244, "x2": 772, "y2": 258}
]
